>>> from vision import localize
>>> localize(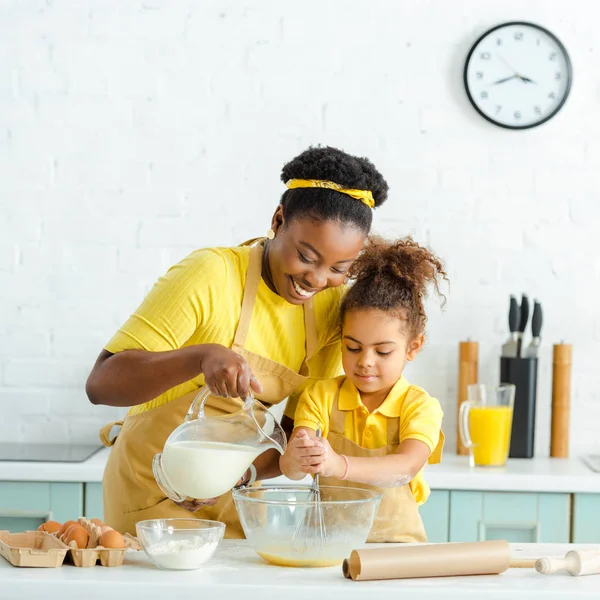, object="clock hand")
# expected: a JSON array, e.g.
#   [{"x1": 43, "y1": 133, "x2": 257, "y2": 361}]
[
  {"x1": 498, "y1": 54, "x2": 519, "y2": 74},
  {"x1": 496, "y1": 54, "x2": 538, "y2": 85},
  {"x1": 492, "y1": 75, "x2": 518, "y2": 85}
]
